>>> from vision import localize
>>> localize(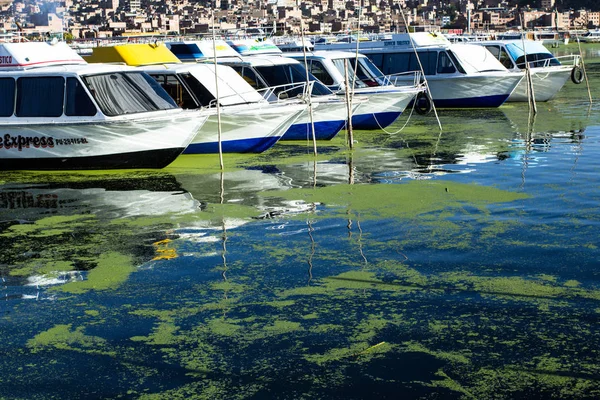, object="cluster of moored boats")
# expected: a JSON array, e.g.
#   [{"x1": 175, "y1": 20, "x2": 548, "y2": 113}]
[{"x1": 0, "y1": 31, "x2": 583, "y2": 170}]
